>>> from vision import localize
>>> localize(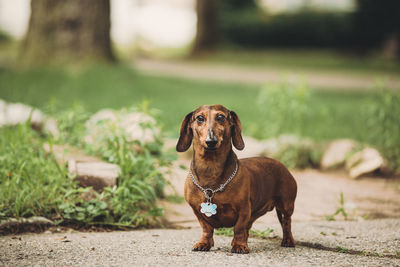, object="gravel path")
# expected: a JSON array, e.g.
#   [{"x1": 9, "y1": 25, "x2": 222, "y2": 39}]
[{"x1": 1, "y1": 222, "x2": 400, "y2": 267}]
